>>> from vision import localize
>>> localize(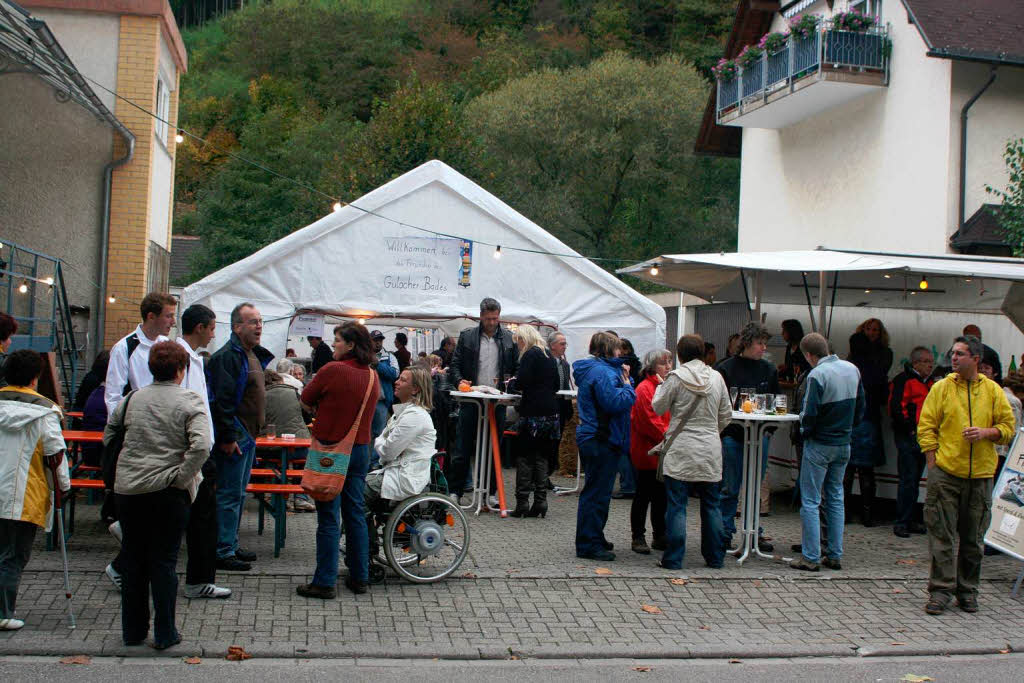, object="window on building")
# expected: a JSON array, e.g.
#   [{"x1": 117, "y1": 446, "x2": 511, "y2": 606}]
[
  {"x1": 155, "y1": 78, "x2": 170, "y2": 144},
  {"x1": 147, "y1": 241, "x2": 170, "y2": 293},
  {"x1": 849, "y1": 0, "x2": 882, "y2": 18}
]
